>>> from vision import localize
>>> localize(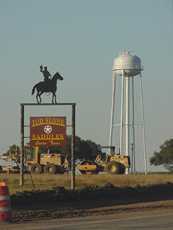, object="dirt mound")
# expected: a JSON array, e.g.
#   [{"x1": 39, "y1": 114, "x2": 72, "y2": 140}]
[{"x1": 11, "y1": 183, "x2": 173, "y2": 222}]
